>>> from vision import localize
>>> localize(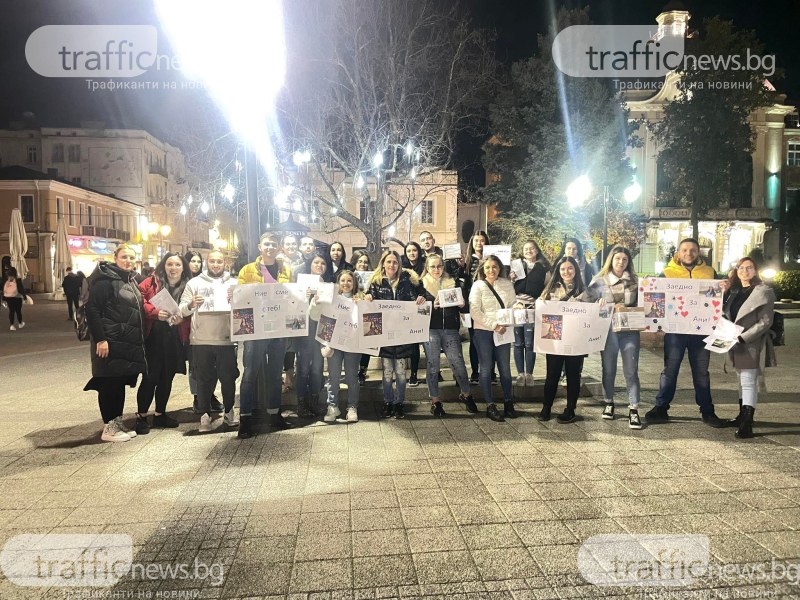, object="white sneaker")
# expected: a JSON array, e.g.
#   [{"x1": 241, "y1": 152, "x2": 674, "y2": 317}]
[
  {"x1": 223, "y1": 408, "x2": 239, "y2": 427},
  {"x1": 515, "y1": 374, "x2": 526, "y2": 386},
  {"x1": 101, "y1": 420, "x2": 131, "y2": 443},
  {"x1": 17, "y1": 322, "x2": 25, "y2": 329},
  {"x1": 113, "y1": 416, "x2": 137, "y2": 438},
  {"x1": 199, "y1": 413, "x2": 213, "y2": 432},
  {"x1": 526, "y1": 374, "x2": 535, "y2": 386},
  {"x1": 346, "y1": 407, "x2": 359, "y2": 423},
  {"x1": 9, "y1": 325, "x2": 15, "y2": 331},
  {"x1": 324, "y1": 405, "x2": 341, "y2": 423}
]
